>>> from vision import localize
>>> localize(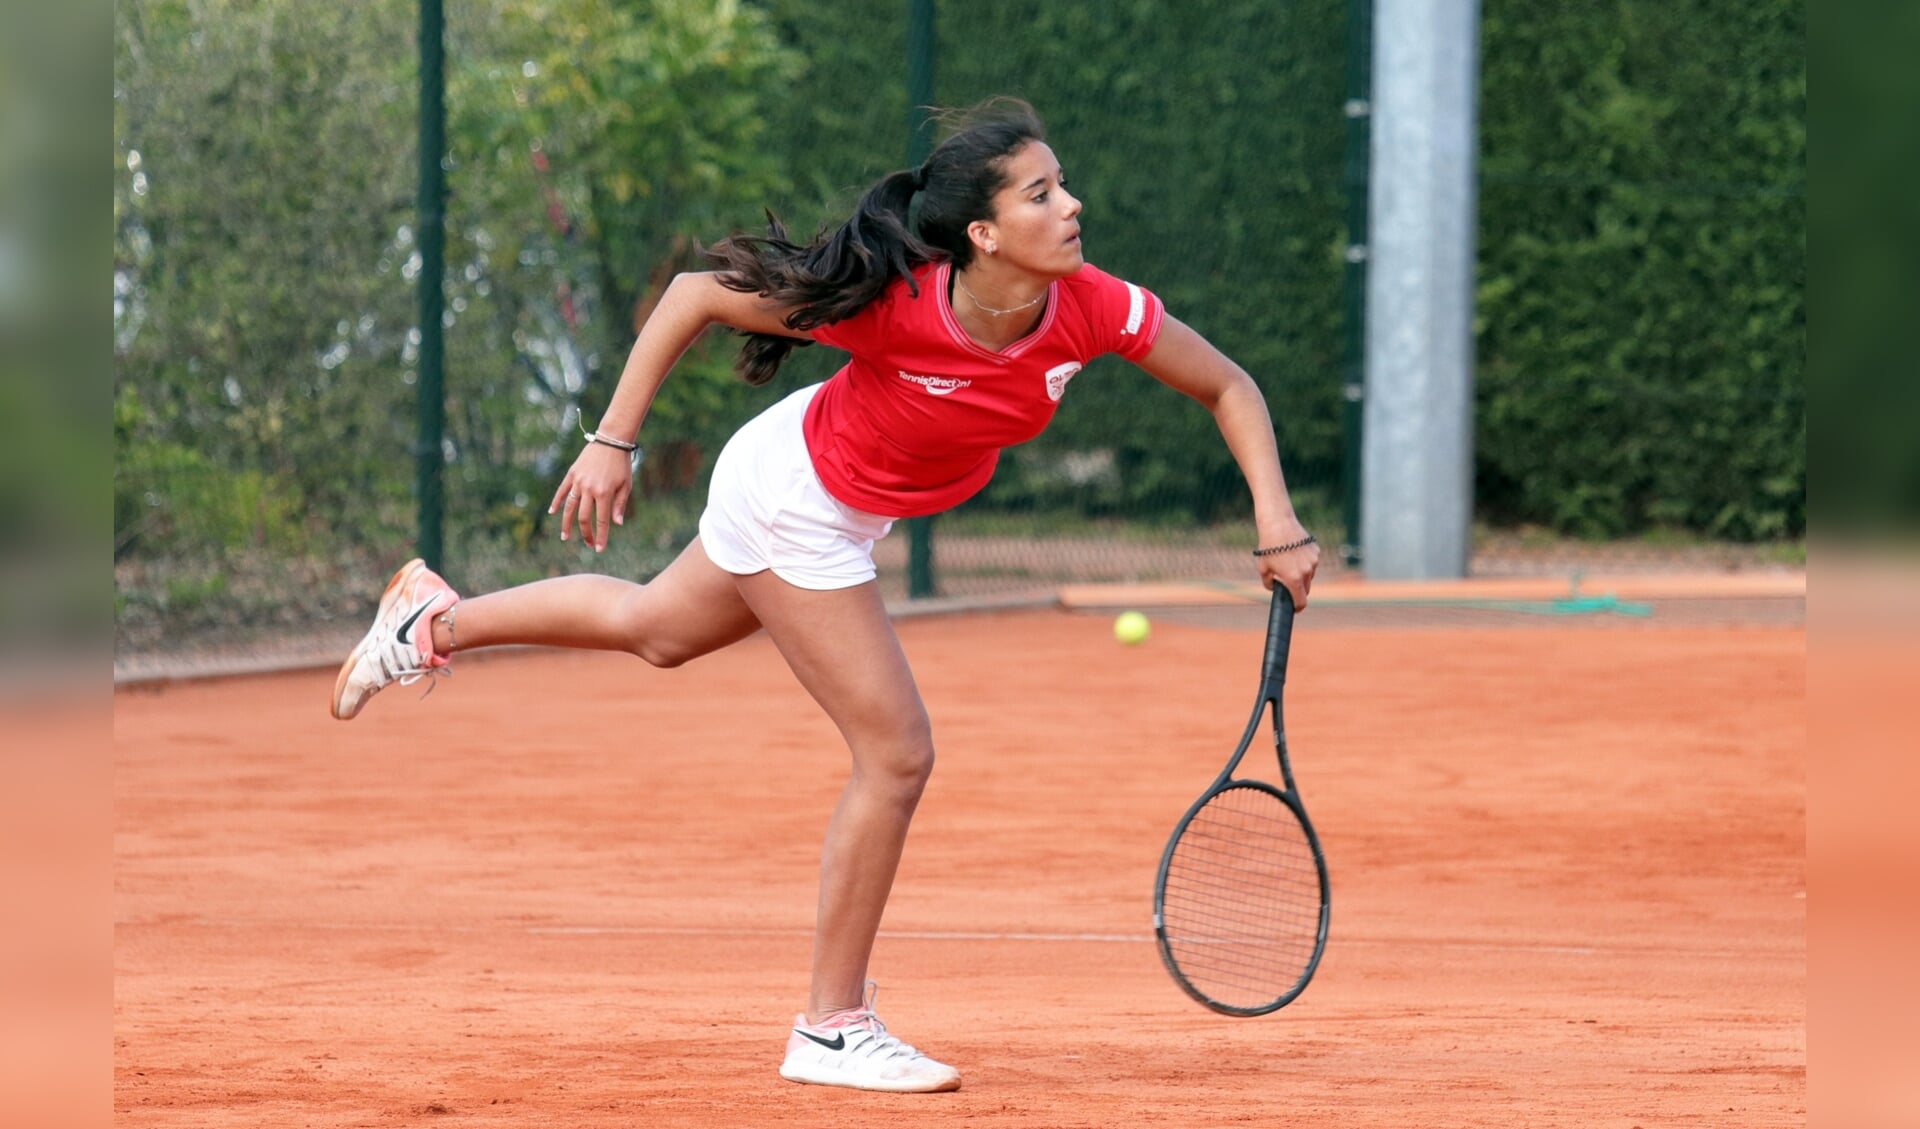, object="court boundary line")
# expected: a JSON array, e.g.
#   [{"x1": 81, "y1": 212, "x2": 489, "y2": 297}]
[{"x1": 126, "y1": 916, "x2": 1803, "y2": 961}]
